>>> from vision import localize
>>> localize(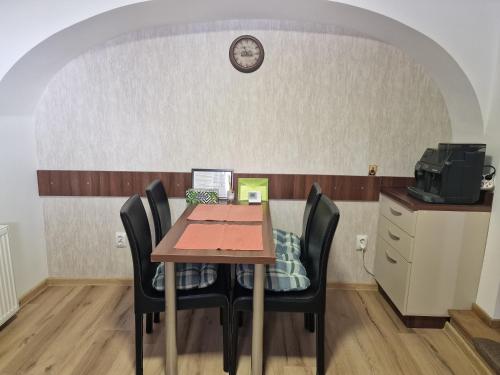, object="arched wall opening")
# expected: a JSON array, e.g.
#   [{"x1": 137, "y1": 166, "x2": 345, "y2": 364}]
[
  {"x1": 33, "y1": 20, "x2": 453, "y2": 280},
  {"x1": 0, "y1": 0, "x2": 486, "y2": 301},
  {"x1": 0, "y1": 0, "x2": 484, "y2": 139}
]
